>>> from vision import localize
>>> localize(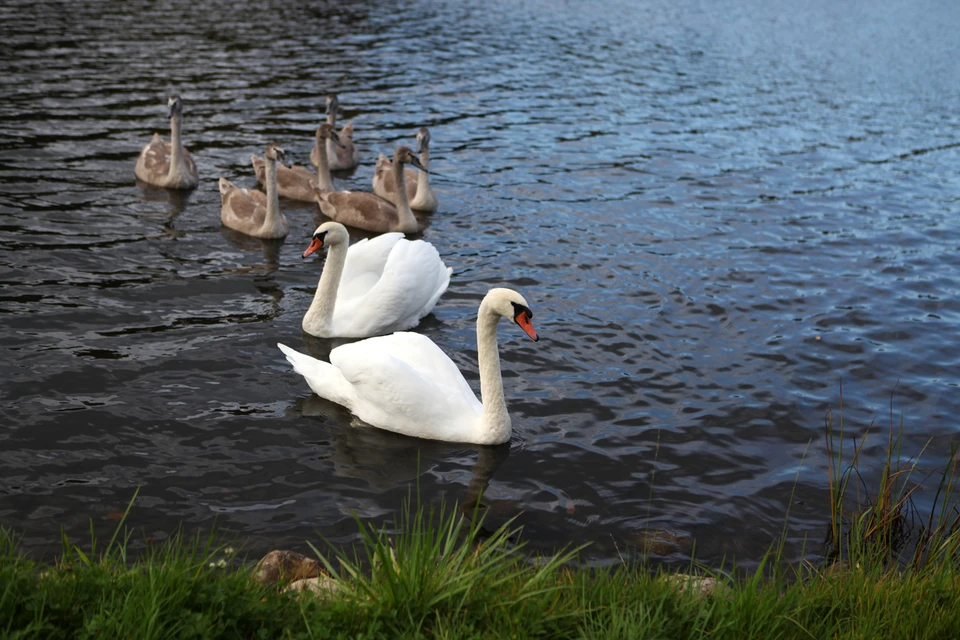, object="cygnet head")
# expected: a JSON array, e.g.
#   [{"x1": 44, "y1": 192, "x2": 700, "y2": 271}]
[
  {"x1": 264, "y1": 142, "x2": 286, "y2": 163},
  {"x1": 316, "y1": 123, "x2": 345, "y2": 148},
  {"x1": 484, "y1": 288, "x2": 539, "y2": 342},
  {"x1": 325, "y1": 94, "x2": 339, "y2": 116},
  {"x1": 166, "y1": 95, "x2": 183, "y2": 119},
  {"x1": 301, "y1": 221, "x2": 349, "y2": 259},
  {"x1": 416, "y1": 127, "x2": 431, "y2": 154},
  {"x1": 393, "y1": 146, "x2": 427, "y2": 173}
]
